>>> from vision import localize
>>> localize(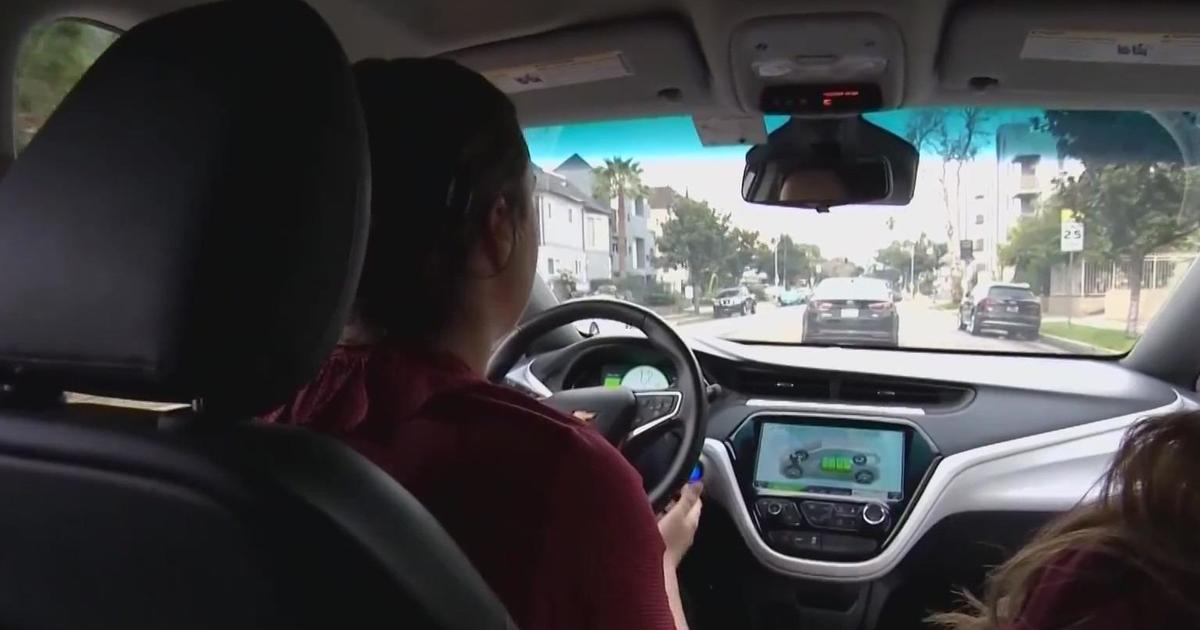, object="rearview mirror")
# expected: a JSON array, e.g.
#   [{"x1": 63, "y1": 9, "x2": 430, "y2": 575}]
[{"x1": 742, "y1": 115, "x2": 918, "y2": 211}]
